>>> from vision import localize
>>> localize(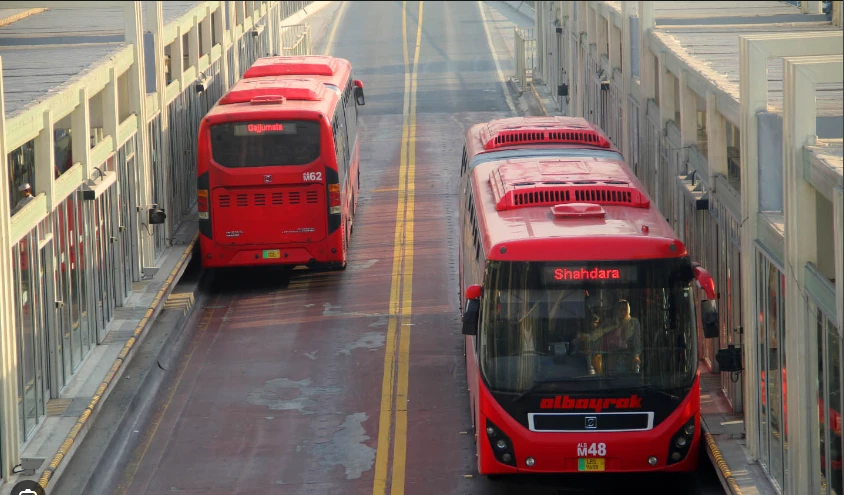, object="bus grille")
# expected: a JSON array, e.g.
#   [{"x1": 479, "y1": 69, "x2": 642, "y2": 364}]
[{"x1": 216, "y1": 190, "x2": 320, "y2": 207}]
